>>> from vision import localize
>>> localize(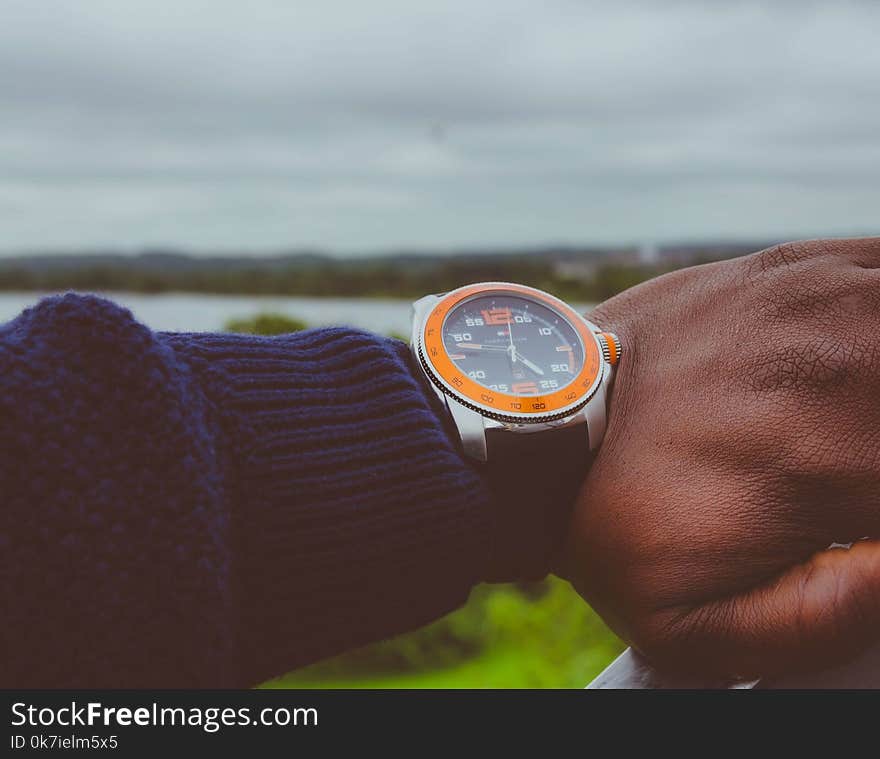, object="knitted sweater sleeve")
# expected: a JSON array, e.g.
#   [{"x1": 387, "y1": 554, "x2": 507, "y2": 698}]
[{"x1": 0, "y1": 293, "x2": 491, "y2": 687}]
